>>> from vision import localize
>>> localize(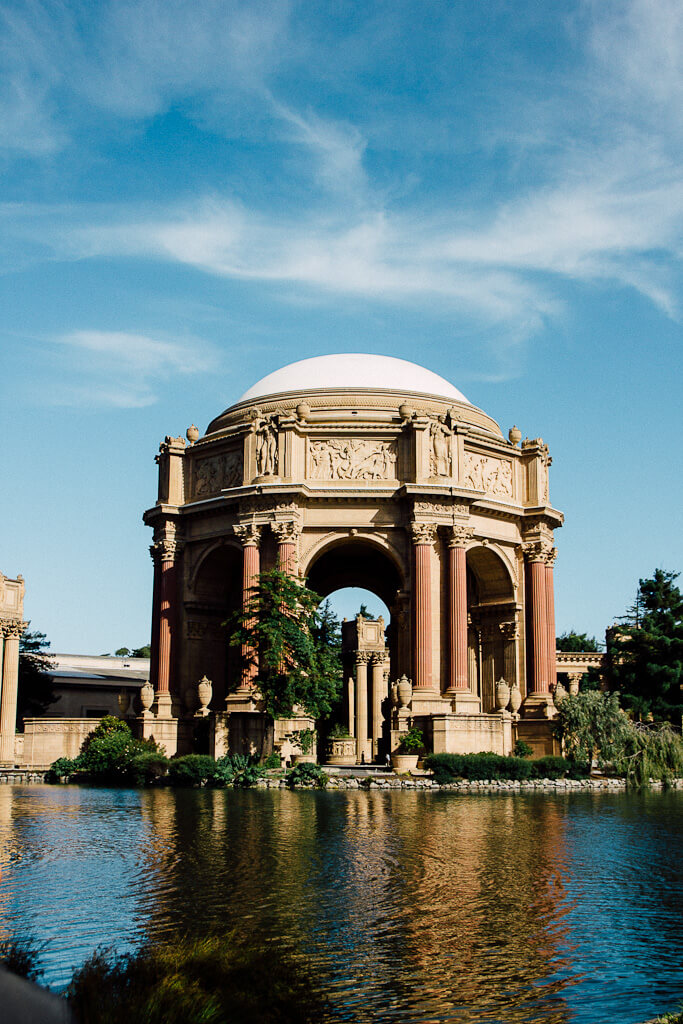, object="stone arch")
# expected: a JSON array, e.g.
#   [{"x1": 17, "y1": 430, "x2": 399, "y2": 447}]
[
  {"x1": 466, "y1": 543, "x2": 517, "y2": 712},
  {"x1": 302, "y1": 533, "x2": 406, "y2": 609},
  {"x1": 466, "y1": 543, "x2": 515, "y2": 604},
  {"x1": 188, "y1": 538, "x2": 242, "y2": 594}
]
